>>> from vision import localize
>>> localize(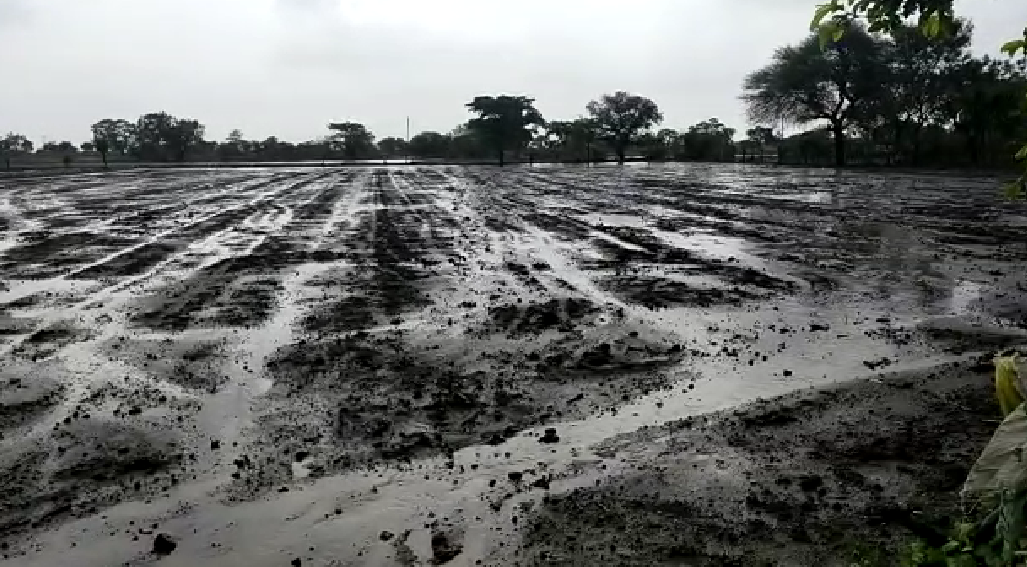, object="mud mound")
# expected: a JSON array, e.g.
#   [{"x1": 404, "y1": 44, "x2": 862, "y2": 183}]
[
  {"x1": 523, "y1": 361, "x2": 999, "y2": 566},
  {"x1": 101, "y1": 337, "x2": 226, "y2": 392},
  {"x1": 303, "y1": 265, "x2": 430, "y2": 333},
  {"x1": 1, "y1": 420, "x2": 185, "y2": 539},
  {"x1": 241, "y1": 325, "x2": 681, "y2": 497},
  {"x1": 0, "y1": 232, "x2": 136, "y2": 279},
  {"x1": 69, "y1": 241, "x2": 185, "y2": 279},
  {"x1": 487, "y1": 298, "x2": 600, "y2": 335},
  {"x1": 535, "y1": 331, "x2": 686, "y2": 374},
  {"x1": 602, "y1": 276, "x2": 759, "y2": 309},
  {"x1": 0, "y1": 368, "x2": 63, "y2": 430},
  {"x1": 12, "y1": 324, "x2": 94, "y2": 360}
]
